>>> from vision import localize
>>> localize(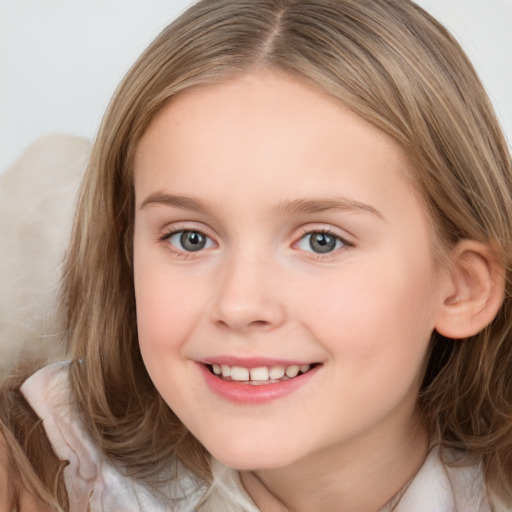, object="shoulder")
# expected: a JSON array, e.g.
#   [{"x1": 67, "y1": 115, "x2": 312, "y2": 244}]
[
  {"x1": 21, "y1": 361, "x2": 101, "y2": 476},
  {"x1": 21, "y1": 362, "x2": 210, "y2": 511},
  {"x1": 388, "y1": 444, "x2": 492, "y2": 512},
  {"x1": 21, "y1": 362, "x2": 111, "y2": 509}
]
